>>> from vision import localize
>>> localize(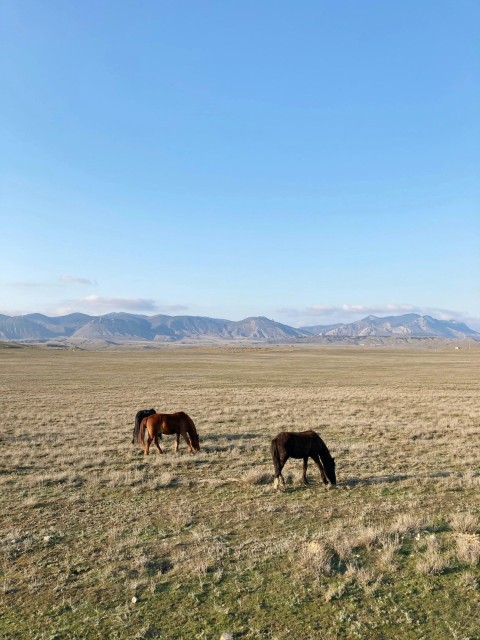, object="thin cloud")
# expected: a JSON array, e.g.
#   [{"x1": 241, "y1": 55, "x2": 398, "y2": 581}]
[
  {"x1": 156, "y1": 304, "x2": 189, "y2": 313},
  {"x1": 278, "y1": 304, "x2": 420, "y2": 321},
  {"x1": 8, "y1": 281, "x2": 46, "y2": 288},
  {"x1": 83, "y1": 296, "x2": 160, "y2": 312},
  {"x1": 8, "y1": 276, "x2": 95, "y2": 288},
  {"x1": 278, "y1": 303, "x2": 479, "y2": 329},
  {"x1": 54, "y1": 296, "x2": 189, "y2": 315},
  {"x1": 305, "y1": 304, "x2": 419, "y2": 317},
  {"x1": 59, "y1": 275, "x2": 94, "y2": 285}
]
